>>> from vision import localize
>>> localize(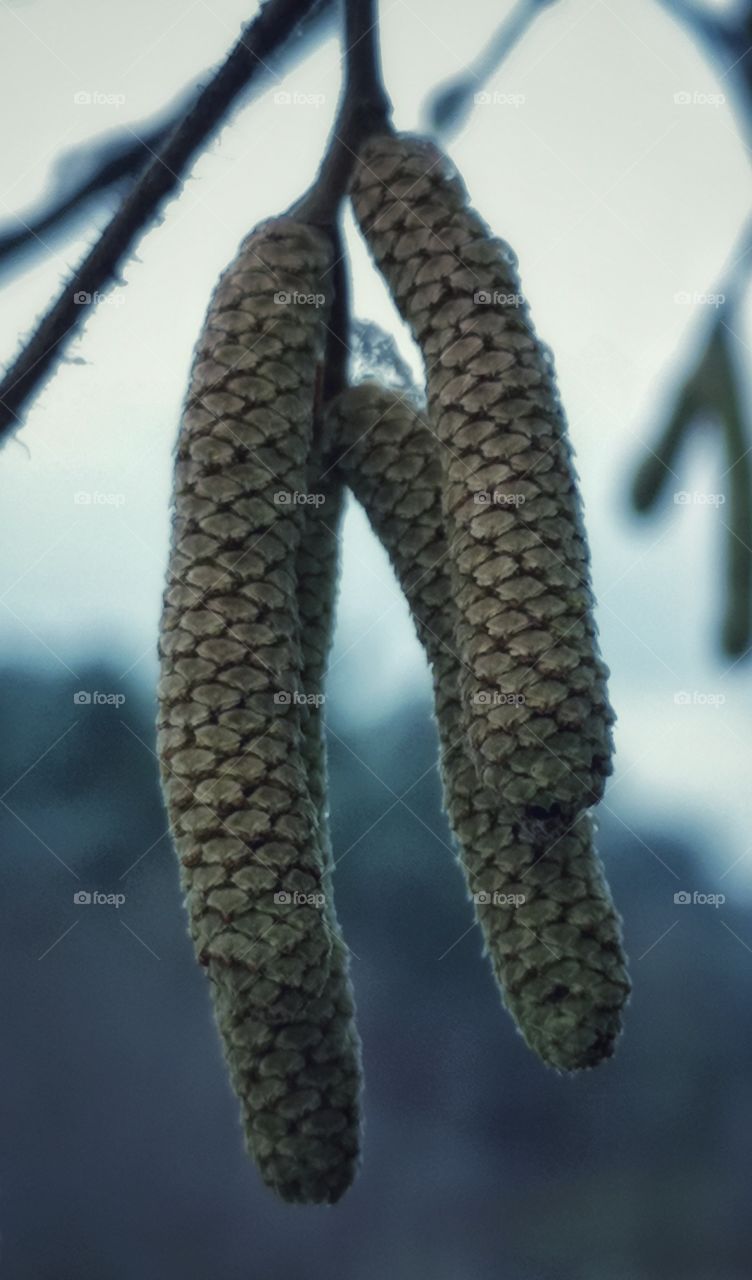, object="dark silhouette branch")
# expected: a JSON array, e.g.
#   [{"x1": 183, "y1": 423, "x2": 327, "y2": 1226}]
[
  {"x1": 295, "y1": 0, "x2": 392, "y2": 404},
  {"x1": 0, "y1": 90, "x2": 194, "y2": 283},
  {"x1": 294, "y1": 0, "x2": 391, "y2": 226},
  {"x1": 631, "y1": 222, "x2": 752, "y2": 657},
  {"x1": 630, "y1": 0, "x2": 752, "y2": 656},
  {"x1": 423, "y1": 0, "x2": 559, "y2": 137},
  {"x1": 0, "y1": 0, "x2": 331, "y2": 442},
  {"x1": 657, "y1": 0, "x2": 745, "y2": 65},
  {"x1": 720, "y1": 324, "x2": 752, "y2": 657},
  {"x1": 0, "y1": 2, "x2": 337, "y2": 284}
]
